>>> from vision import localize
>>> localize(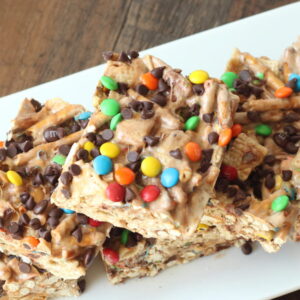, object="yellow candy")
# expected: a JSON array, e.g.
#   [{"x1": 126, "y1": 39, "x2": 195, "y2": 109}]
[
  {"x1": 188, "y1": 70, "x2": 209, "y2": 84},
  {"x1": 100, "y1": 142, "x2": 120, "y2": 159},
  {"x1": 275, "y1": 175, "x2": 283, "y2": 191},
  {"x1": 256, "y1": 231, "x2": 275, "y2": 241},
  {"x1": 83, "y1": 141, "x2": 96, "y2": 152},
  {"x1": 6, "y1": 170, "x2": 23, "y2": 186},
  {"x1": 197, "y1": 223, "x2": 209, "y2": 231},
  {"x1": 141, "y1": 156, "x2": 162, "y2": 177}
]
